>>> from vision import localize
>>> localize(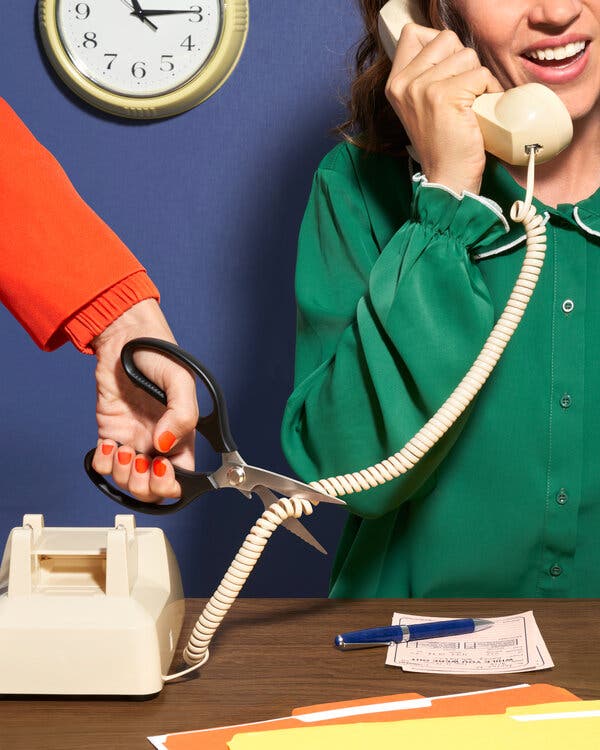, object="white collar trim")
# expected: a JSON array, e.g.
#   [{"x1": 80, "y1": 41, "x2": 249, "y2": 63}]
[{"x1": 573, "y1": 206, "x2": 600, "y2": 237}]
